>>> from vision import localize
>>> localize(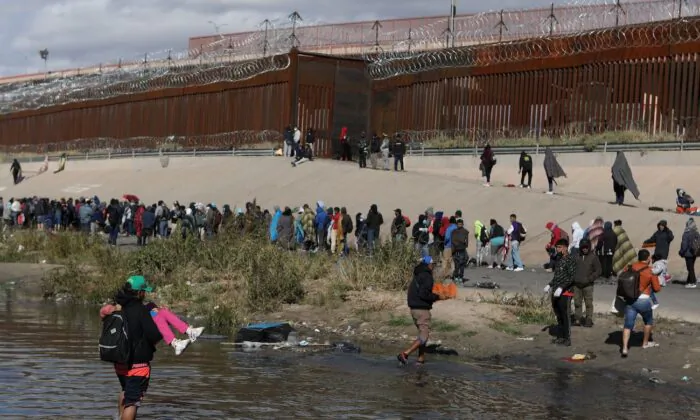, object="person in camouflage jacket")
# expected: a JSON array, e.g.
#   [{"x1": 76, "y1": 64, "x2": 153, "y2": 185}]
[{"x1": 301, "y1": 205, "x2": 316, "y2": 246}]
